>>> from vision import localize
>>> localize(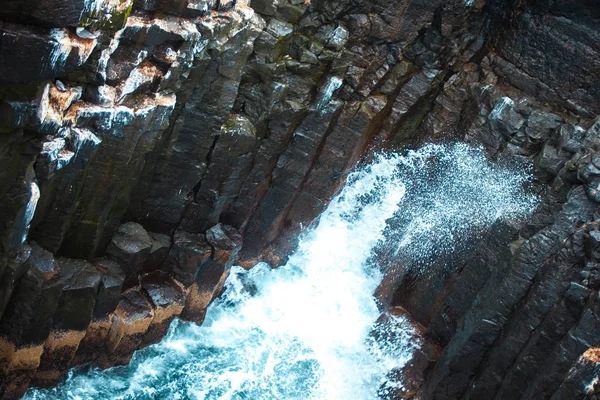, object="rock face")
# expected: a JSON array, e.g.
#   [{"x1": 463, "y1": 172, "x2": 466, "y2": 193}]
[{"x1": 0, "y1": 0, "x2": 599, "y2": 398}]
